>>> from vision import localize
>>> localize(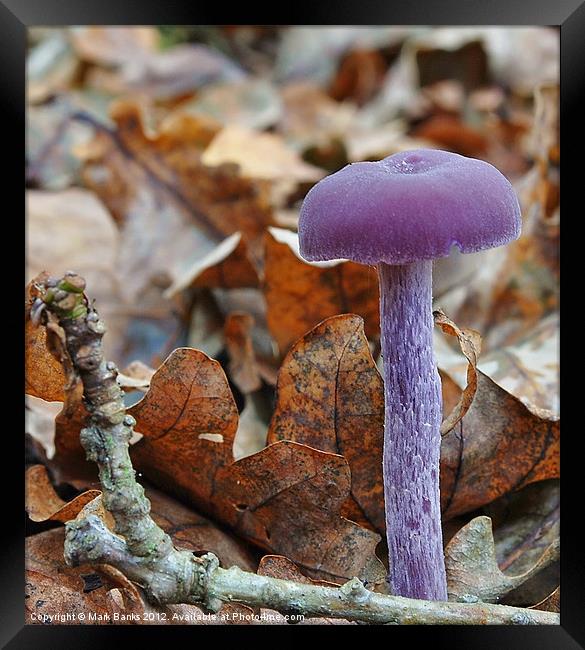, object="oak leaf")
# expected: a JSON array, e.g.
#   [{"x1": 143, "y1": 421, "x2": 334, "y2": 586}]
[
  {"x1": 267, "y1": 314, "x2": 384, "y2": 533},
  {"x1": 264, "y1": 228, "x2": 380, "y2": 356}
]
